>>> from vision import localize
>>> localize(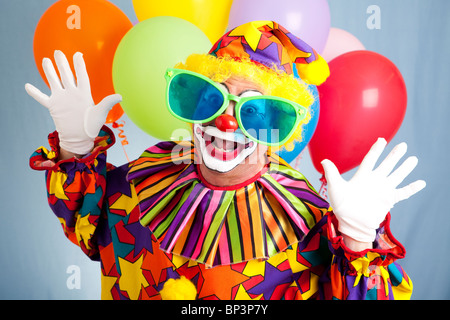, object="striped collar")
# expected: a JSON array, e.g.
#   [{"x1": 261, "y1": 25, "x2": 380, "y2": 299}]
[{"x1": 127, "y1": 141, "x2": 328, "y2": 268}]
